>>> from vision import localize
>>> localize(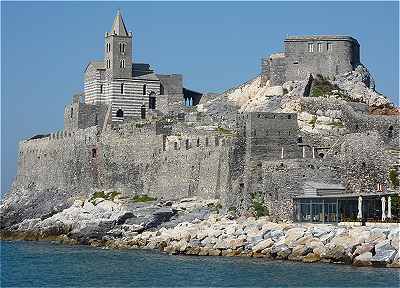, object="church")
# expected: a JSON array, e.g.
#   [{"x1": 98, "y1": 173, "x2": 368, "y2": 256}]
[{"x1": 65, "y1": 10, "x2": 201, "y2": 129}]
